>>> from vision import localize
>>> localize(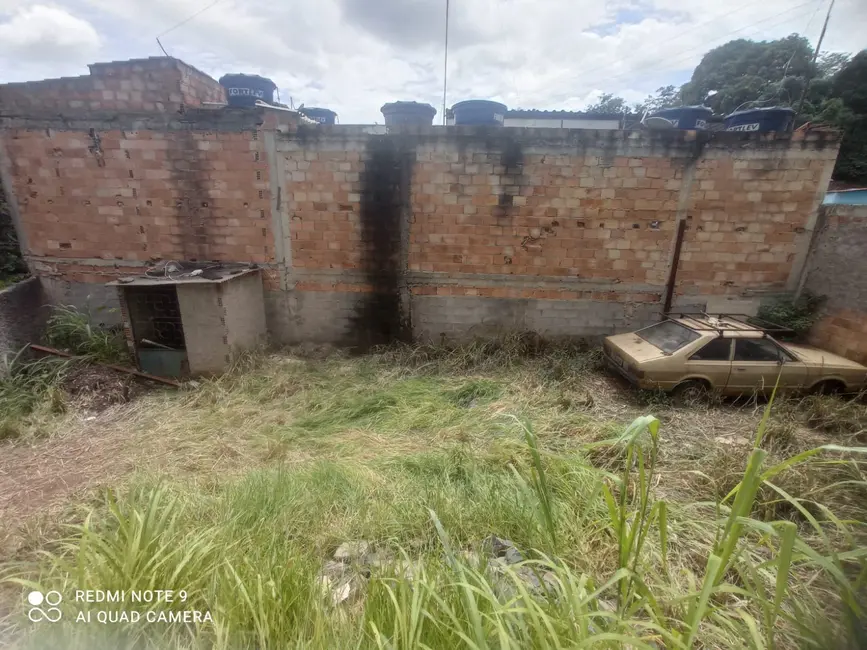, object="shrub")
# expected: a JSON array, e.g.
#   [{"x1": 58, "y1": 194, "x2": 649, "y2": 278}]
[{"x1": 755, "y1": 291, "x2": 826, "y2": 340}]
